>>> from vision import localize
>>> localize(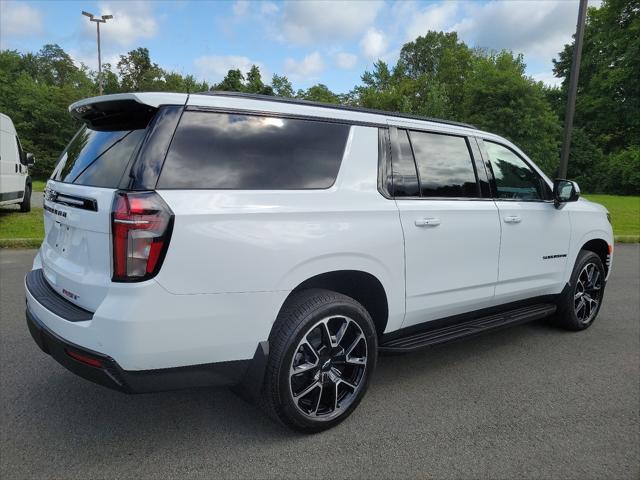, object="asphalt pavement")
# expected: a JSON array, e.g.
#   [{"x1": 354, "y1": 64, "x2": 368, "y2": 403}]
[{"x1": 1, "y1": 246, "x2": 638, "y2": 479}]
